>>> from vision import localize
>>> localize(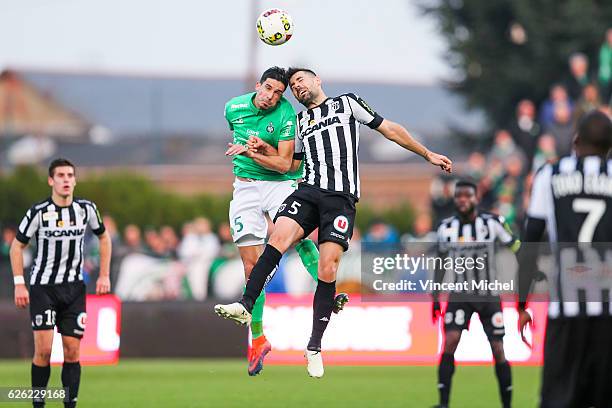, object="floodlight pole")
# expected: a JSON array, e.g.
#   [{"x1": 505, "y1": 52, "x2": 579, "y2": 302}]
[{"x1": 245, "y1": 0, "x2": 259, "y2": 92}]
